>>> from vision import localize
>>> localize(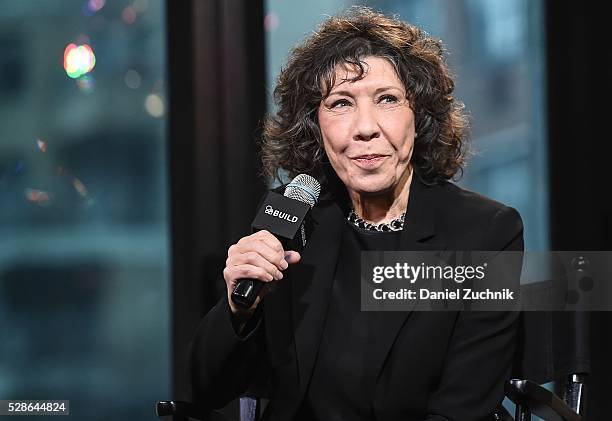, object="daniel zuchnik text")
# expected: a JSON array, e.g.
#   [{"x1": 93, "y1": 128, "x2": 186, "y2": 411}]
[{"x1": 372, "y1": 288, "x2": 515, "y2": 300}]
